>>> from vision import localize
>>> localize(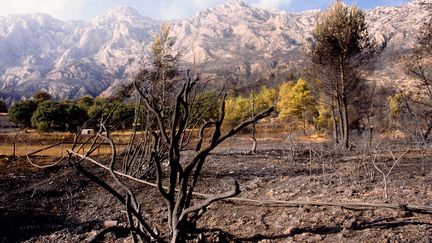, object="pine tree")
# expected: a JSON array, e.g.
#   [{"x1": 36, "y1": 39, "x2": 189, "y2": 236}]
[{"x1": 308, "y1": 1, "x2": 383, "y2": 148}]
